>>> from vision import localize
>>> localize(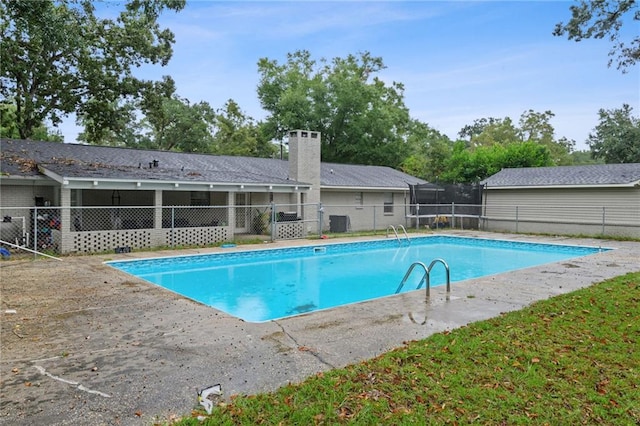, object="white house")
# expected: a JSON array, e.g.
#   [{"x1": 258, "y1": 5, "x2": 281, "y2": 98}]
[{"x1": 0, "y1": 131, "x2": 426, "y2": 253}]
